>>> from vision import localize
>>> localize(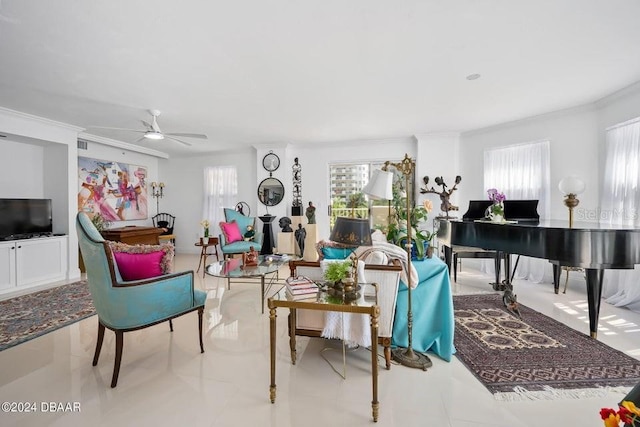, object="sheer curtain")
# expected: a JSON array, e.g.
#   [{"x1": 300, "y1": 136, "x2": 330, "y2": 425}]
[
  {"x1": 601, "y1": 117, "x2": 640, "y2": 312},
  {"x1": 202, "y1": 166, "x2": 238, "y2": 238},
  {"x1": 483, "y1": 140, "x2": 551, "y2": 283}
]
